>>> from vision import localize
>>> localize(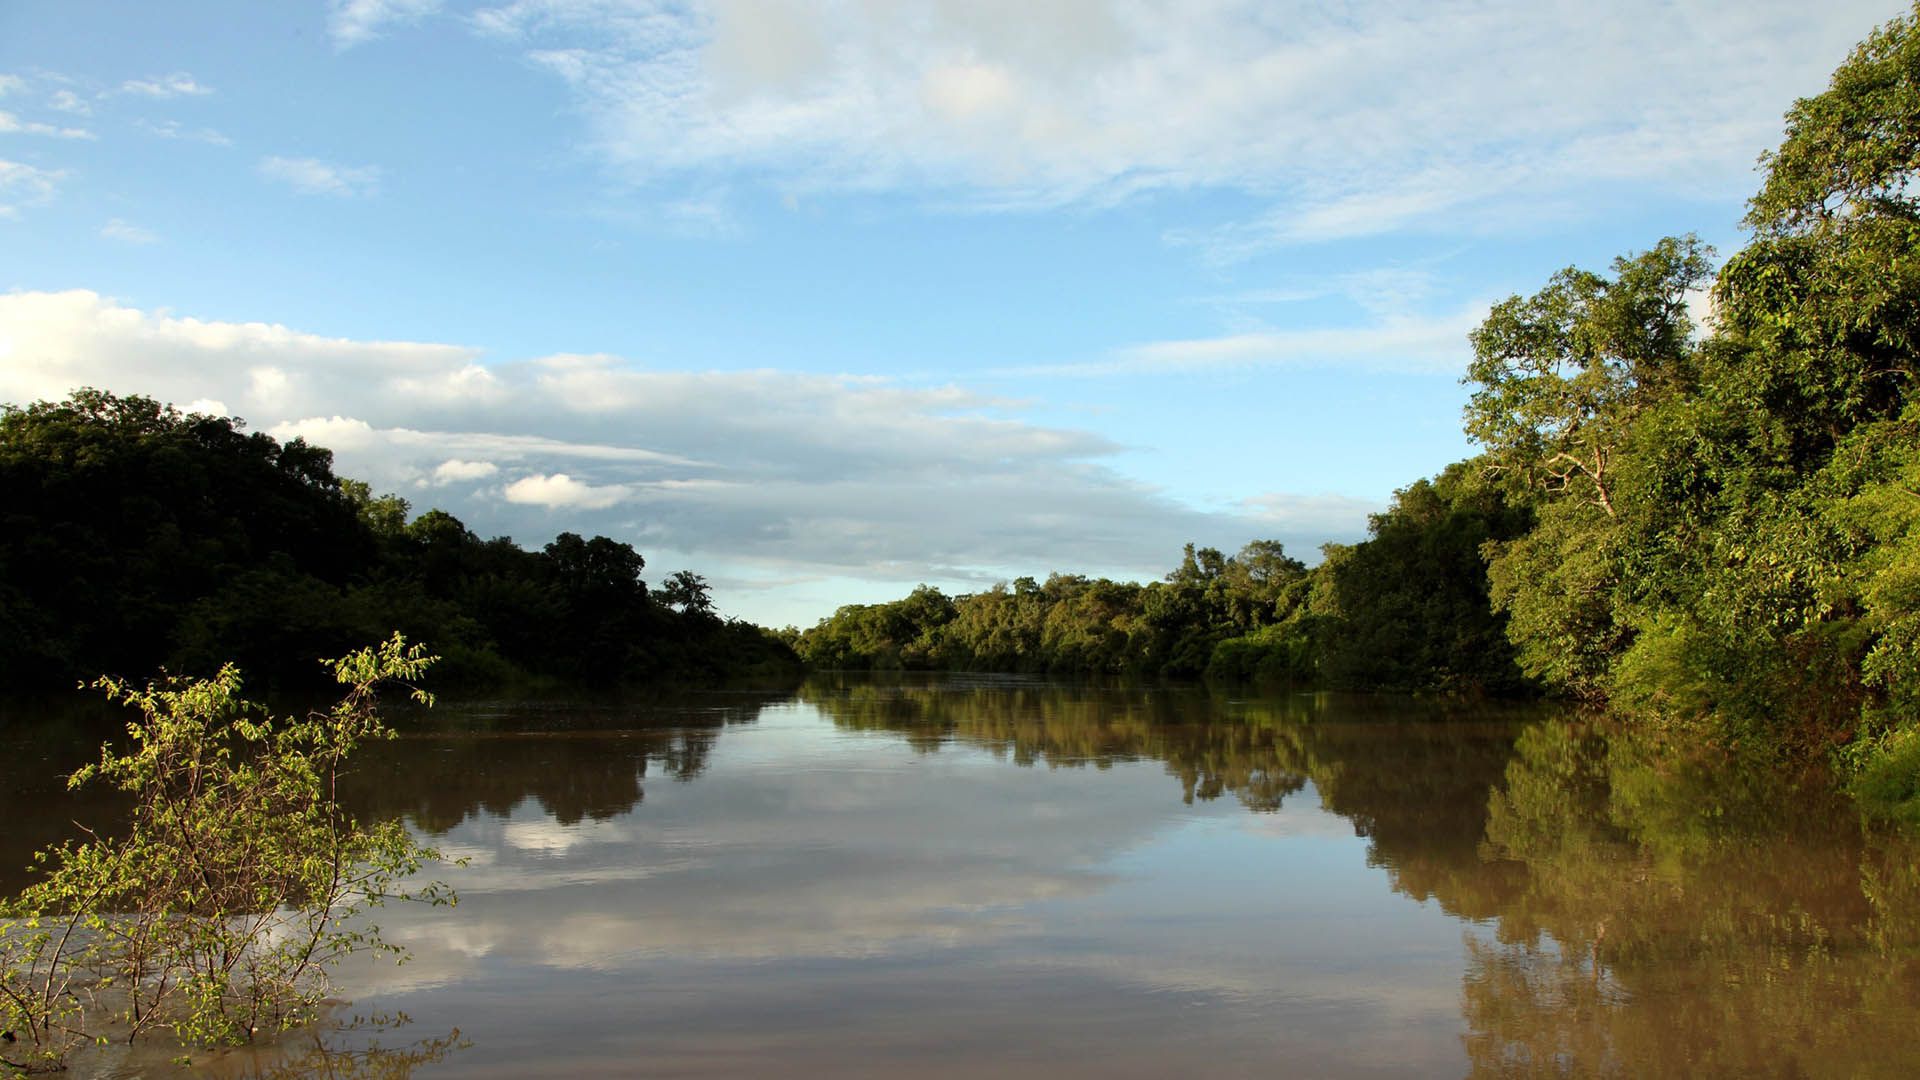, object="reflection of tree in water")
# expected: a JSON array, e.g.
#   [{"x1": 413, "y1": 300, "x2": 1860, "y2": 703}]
[
  {"x1": 1461, "y1": 721, "x2": 1920, "y2": 1076},
  {"x1": 19, "y1": 675, "x2": 1920, "y2": 1074},
  {"x1": 197, "y1": 1017, "x2": 468, "y2": 1080},
  {"x1": 1235, "y1": 696, "x2": 1532, "y2": 922},
  {"x1": 804, "y1": 675, "x2": 1920, "y2": 1073},
  {"x1": 801, "y1": 677, "x2": 1533, "y2": 927},
  {"x1": 797, "y1": 675, "x2": 1528, "y2": 869},
  {"x1": 334, "y1": 694, "x2": 784, "y2": 833},
  {"x1": 799, "y1": 674, "x2": 1310, "y2": 811},
  {"x1": 0, "y1": 705, "x2": 137, "y2": 896}
]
